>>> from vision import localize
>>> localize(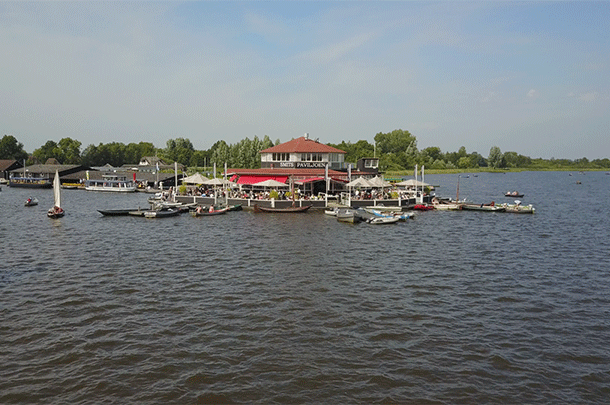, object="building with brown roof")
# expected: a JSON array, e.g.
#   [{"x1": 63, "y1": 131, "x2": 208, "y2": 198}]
[
  {"x1": 0, "y1": 159, "x2": 23, "y2": 181},
  {"x1": 227, "y1": 134, "x2": 373, "y2": 196},
  {"x1": 259, "y1": 134, "x2": 346, "y2": 170}
]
